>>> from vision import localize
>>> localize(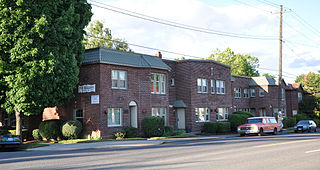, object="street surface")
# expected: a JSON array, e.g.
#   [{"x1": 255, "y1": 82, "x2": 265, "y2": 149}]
[{"x1": 1, "y1": 133, "x2": 320, "y2": 170}]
